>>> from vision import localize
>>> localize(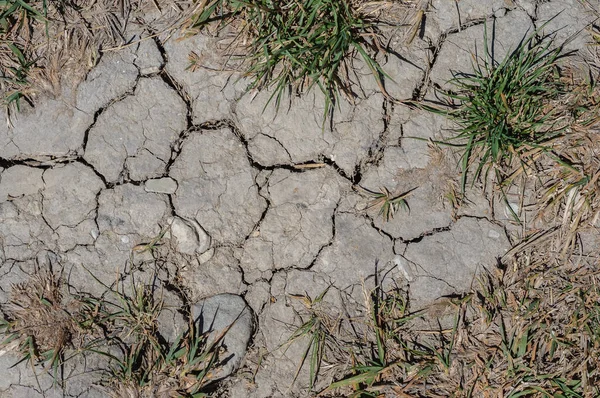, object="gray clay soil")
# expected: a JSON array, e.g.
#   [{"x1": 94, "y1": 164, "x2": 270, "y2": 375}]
[{"x1": 0, "y1": 0, "x2": 597, "y2": 397}]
